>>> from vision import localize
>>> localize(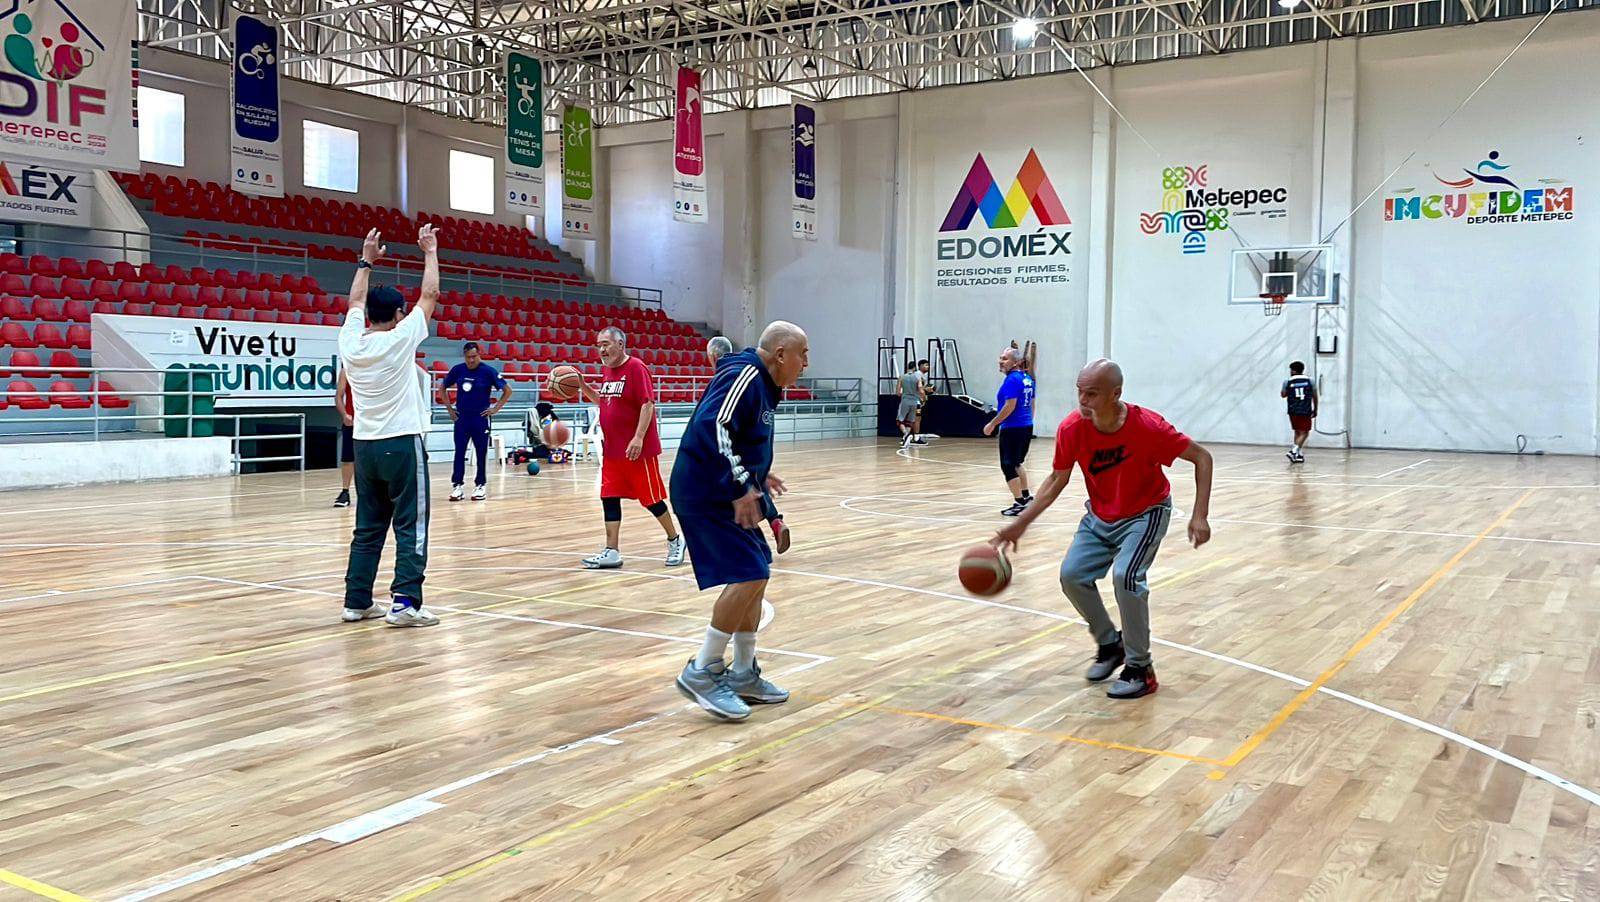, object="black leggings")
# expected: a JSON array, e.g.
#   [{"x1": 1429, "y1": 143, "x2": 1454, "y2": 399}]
[
  {"x1": 998, "y1": 427, "x2": 1032, "y2": 481},
  {"x1": 603, "y1": 497, "x2": 668, "y2": 521}
]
